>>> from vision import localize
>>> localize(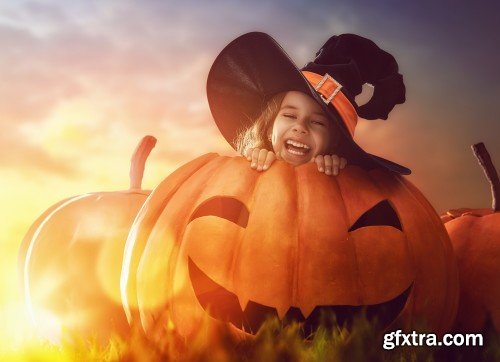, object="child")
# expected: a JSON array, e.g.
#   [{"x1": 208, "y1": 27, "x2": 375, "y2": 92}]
[
  {"x1": 206, "y1": 32, "x2": 411, "y2": 176},
  {"x1": 236, "y1": 90, "x2": 347, "y2": 175}
]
